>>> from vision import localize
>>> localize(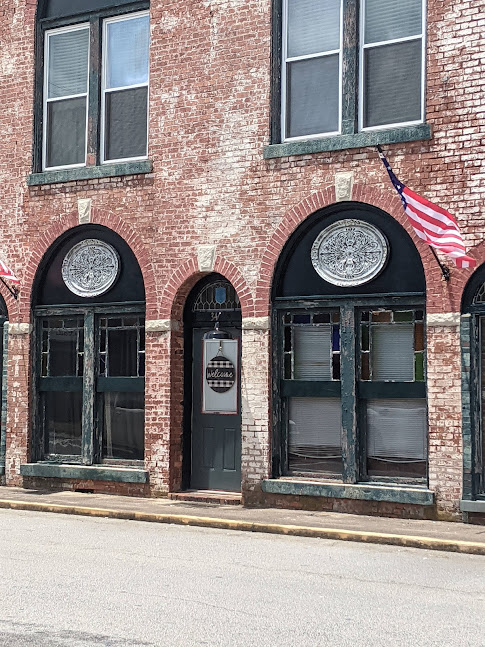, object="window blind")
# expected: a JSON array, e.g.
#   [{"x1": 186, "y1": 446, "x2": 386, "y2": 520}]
[
  {"x1": 366, "y1": 399, "x2": 426, "y2": 460},
  {"x1": 294, "y1": 326, "x2": 333, "y2": 380},
  {"x1": 371, "y1": 323, "x2": 414, "y2": 381}
]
